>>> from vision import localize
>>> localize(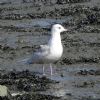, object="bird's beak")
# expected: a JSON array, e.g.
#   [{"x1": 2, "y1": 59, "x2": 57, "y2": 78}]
[
  {"x1": 64, "y1": 28, "x2": 68, "y2": 32},
  {"x1": 62, "y1": 28, "x2": 68, "y2": 34}
]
